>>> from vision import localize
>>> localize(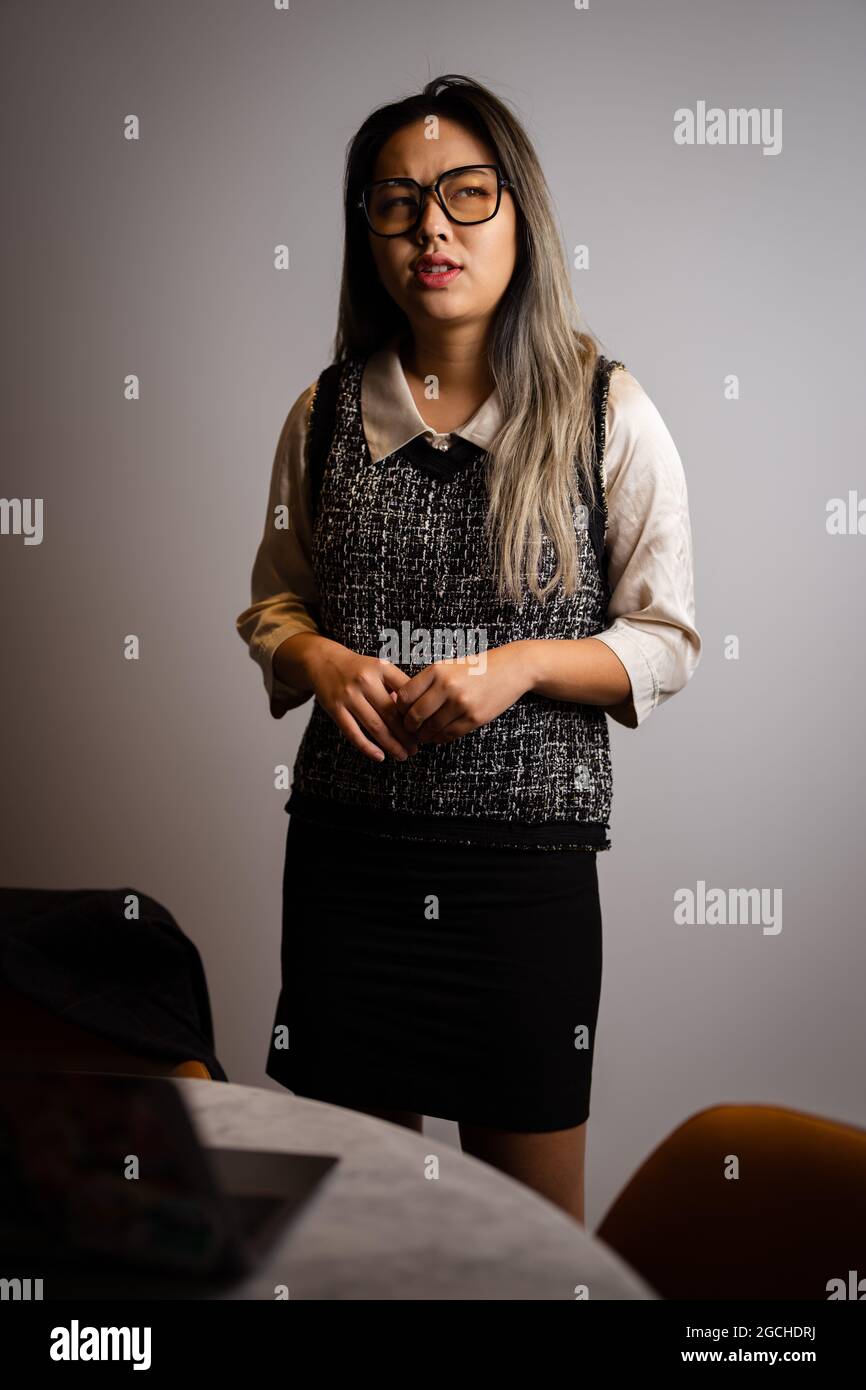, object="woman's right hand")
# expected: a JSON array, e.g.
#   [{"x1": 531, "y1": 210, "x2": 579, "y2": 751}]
[{"x1": 274, "y1": 633, "x2": 419, "y2": 762}]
